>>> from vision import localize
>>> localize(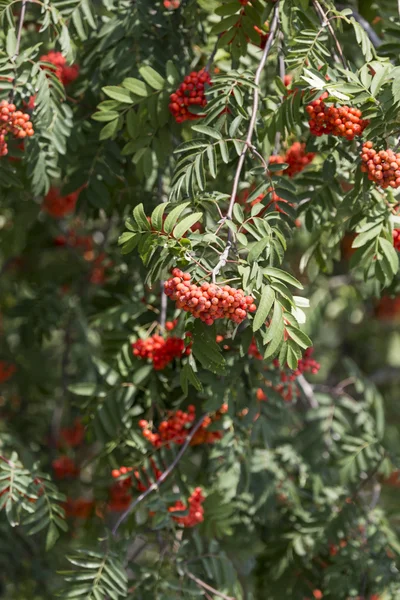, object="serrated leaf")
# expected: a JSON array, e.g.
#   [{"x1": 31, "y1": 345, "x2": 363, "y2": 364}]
[
  {"x1": 150, "y1": 203, "x2": 168, "y2": 231},
  {"x1": 164, "y1": 202, "x2": 190, "y2": 233},
  {"x1": 173, "y1": 213, "x2": 203, "y2": 239},
  {"x1": 103, "y1": 86, "x2": 133, "y2": 103},
  {"x1": 192, "y1": 125, "x2": 222, "y2": 139},
  {"x1": 139, "y1": 66, "x2": 165, "y2": 90},
  {"x1": 122, "y1": 77, "x2": 148, "y2": 96},
  {"x1": 248, "y1": 238, "x2": 270, "y2": 263},
  {"x1": 253, "y1": 286, "x2": 275, "y2": 332}
]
